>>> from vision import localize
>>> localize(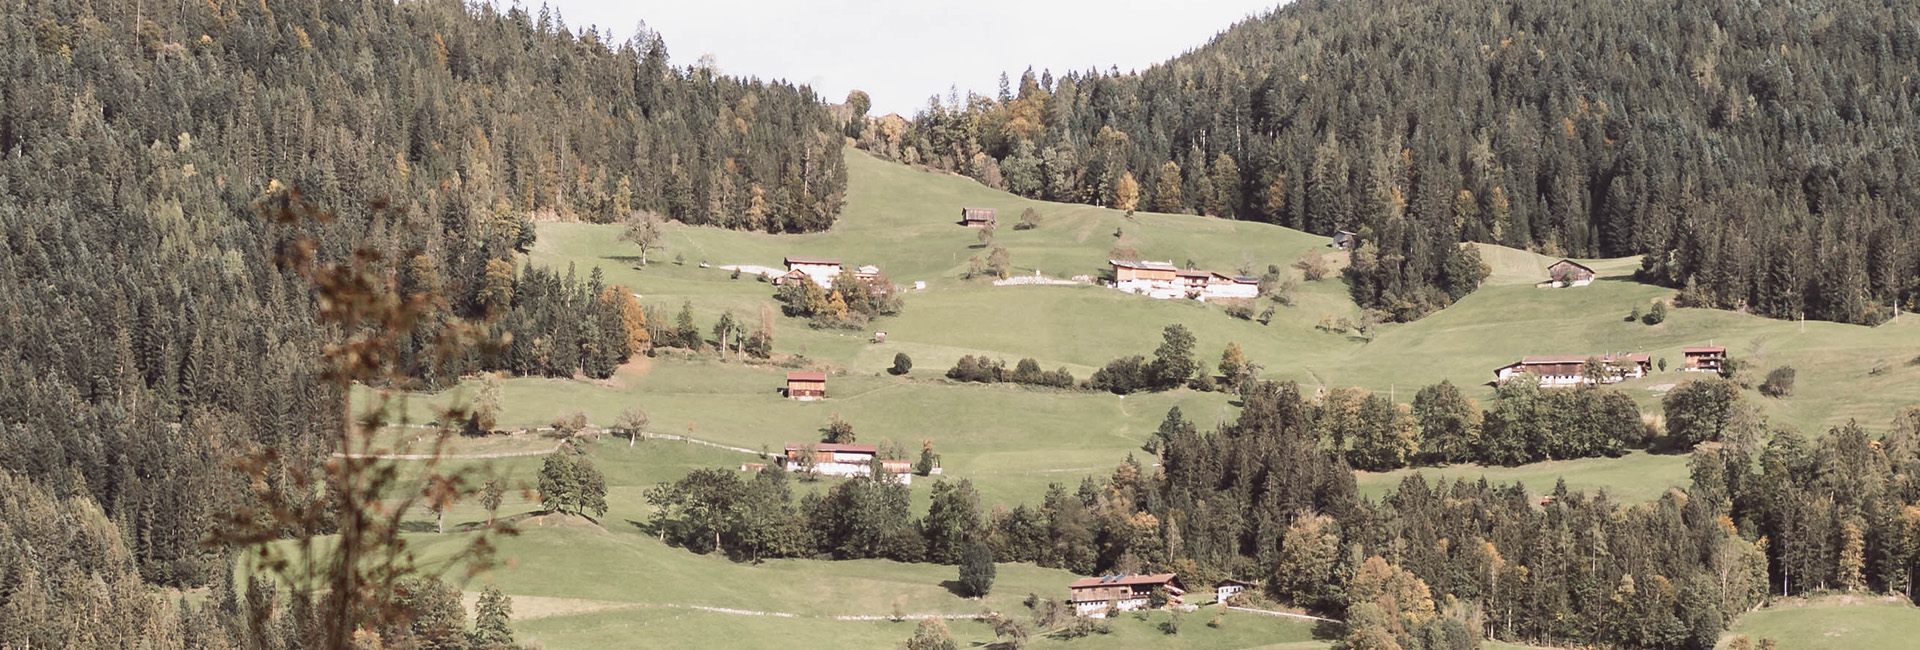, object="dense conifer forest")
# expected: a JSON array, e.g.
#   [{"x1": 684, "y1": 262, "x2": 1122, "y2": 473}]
[
  {"x1": 861, "y1": 0, "x2": 1920, "y2": 322},
  {"x1": 0, "y1": 0, "x2": 842, "y2": 647}
]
